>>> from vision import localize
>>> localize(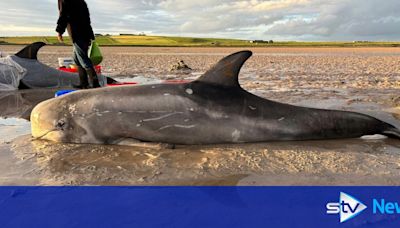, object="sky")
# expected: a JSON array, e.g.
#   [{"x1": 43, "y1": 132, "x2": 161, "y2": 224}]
[{"x1": 0, "y1": 0, "x2": 399, "y2": 41}]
